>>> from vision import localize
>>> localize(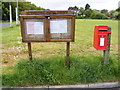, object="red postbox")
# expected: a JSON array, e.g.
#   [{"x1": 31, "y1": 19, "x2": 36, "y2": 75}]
[{"x1": 93, "y1": 25, "x2": 111, "y2": 50}]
